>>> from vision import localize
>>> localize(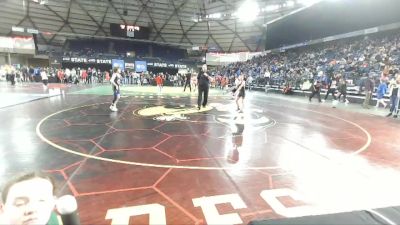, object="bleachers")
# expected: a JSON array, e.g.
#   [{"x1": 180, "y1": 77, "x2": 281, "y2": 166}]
[
  {"x1": 214, "y1": 29, "x2": 400, "y2": 92},
  {"x1": 64, "y1": 39, "x2": 187, "y2": 62}
]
